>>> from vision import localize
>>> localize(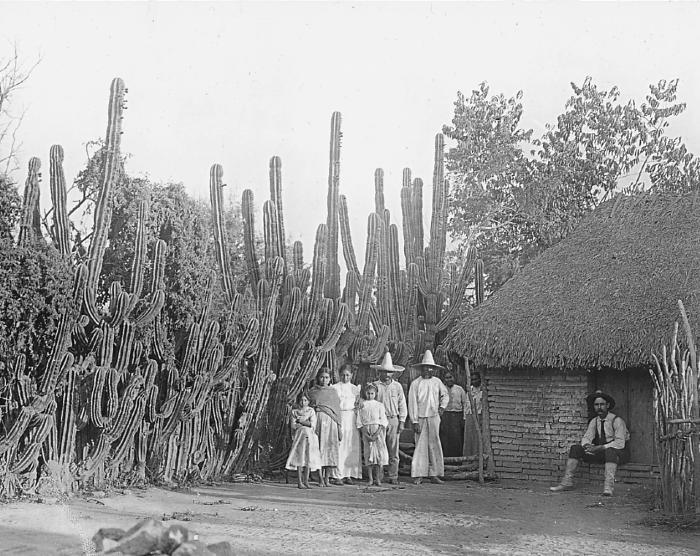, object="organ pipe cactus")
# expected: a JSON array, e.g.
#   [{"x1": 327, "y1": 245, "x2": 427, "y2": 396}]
[
  {"x1": 49, "y1": 145, "x2": 71, "y2": 256},
  {"x1": 324, "y1": 112, "x2": 342, "y2": 300},
  {"x1": 337, "y1": 131, "x2": 481, "y2": 372},
  {"x1": 18, "y1": 157, "x2": 43, "y2": 246}
]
